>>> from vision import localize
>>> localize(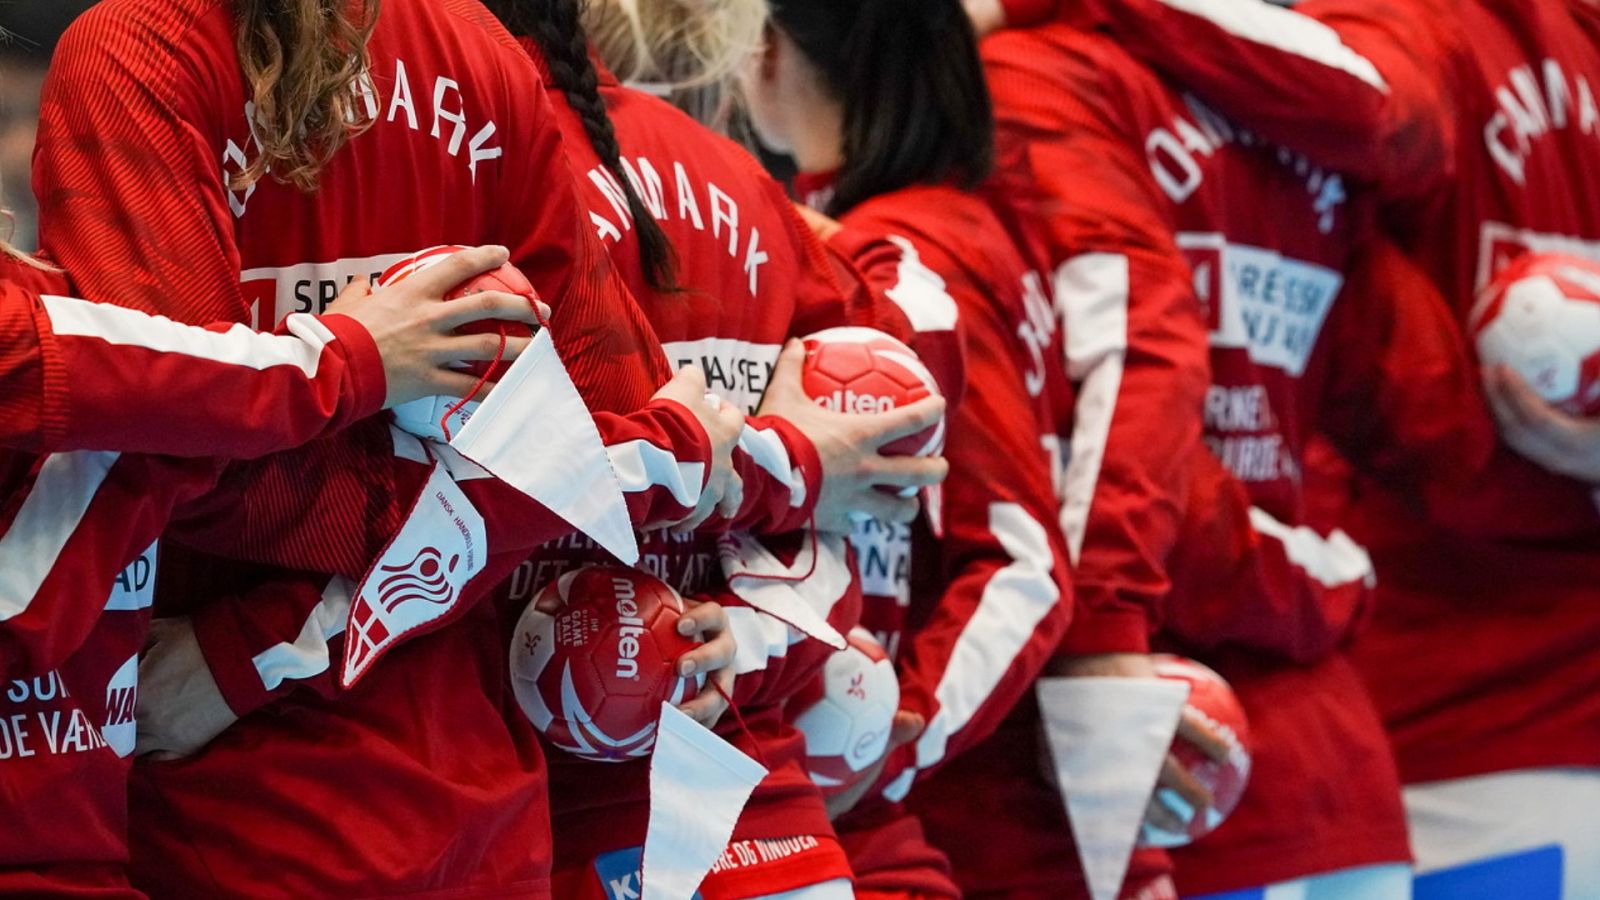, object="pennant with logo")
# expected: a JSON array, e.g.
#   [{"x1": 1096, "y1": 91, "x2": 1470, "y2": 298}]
[
  {"x1": 341, "y1": 462, "x2": 487, "y2": 687},
  {"x1": 1037, "y1": 676, "x2": 1188, "y2": 900}
]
